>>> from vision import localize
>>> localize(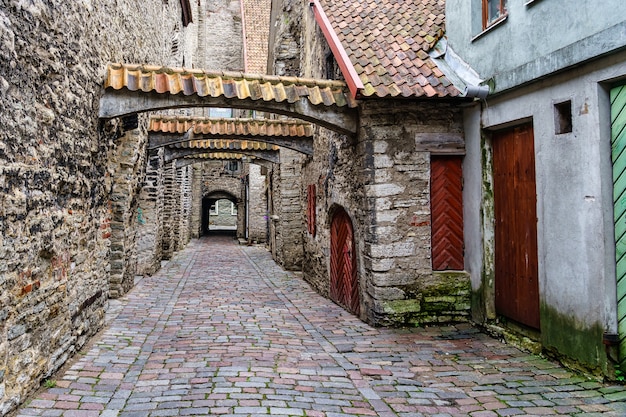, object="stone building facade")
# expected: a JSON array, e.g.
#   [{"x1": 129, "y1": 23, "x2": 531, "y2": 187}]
[
  {"x1": 267, "y1": 0, "x2": 472, "y2": 325},
  {"x1": 0, "y1": 0, "x2": 272, "y2": 412},
  {"x1": 0, "y1": 0, "x2": 196, "y2": 412}
]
